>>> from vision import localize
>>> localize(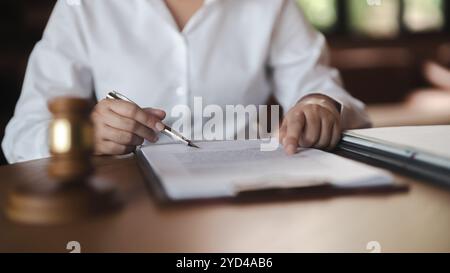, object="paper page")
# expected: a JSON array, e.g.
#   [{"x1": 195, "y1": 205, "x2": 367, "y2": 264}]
[
  {"x1": 347, "y1": 126, "x2": 450, "y2": 159},
  {"x1": 140, "y1": 140, "x2": 394, "y2": 200}
]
